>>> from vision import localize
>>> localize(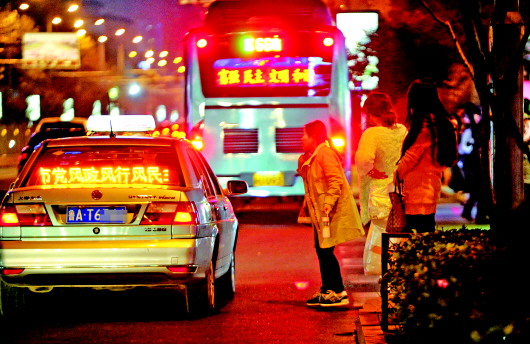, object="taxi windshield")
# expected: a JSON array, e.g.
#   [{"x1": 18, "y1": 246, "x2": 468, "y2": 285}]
[{"x1": 23, "y1": 145, "x2": 185, "y2": 188}]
